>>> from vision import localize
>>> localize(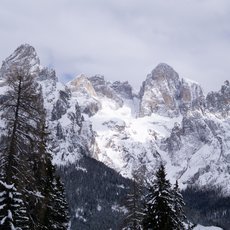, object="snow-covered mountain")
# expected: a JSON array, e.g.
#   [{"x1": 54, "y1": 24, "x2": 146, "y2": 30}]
[
  {"x1": 66, "y1": 64, "x2": 230, "y2": 195},
  {"x1": 0, "y1": 44, "x2": 229, "y2": 229},
  {"x1": 1, "y1": 44, "x2": 230, "y2": 192},
  {"x1": 0, "y1": 44, "x2": 97, "y2": 165}
]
